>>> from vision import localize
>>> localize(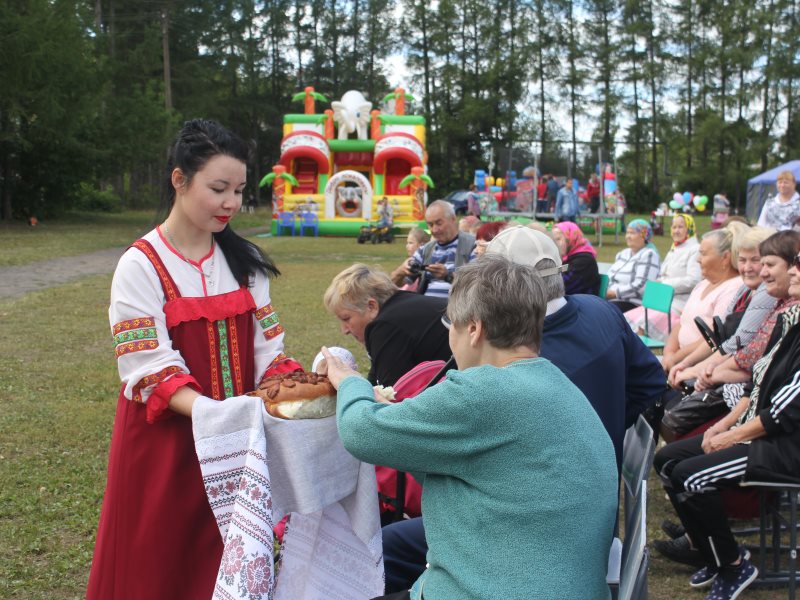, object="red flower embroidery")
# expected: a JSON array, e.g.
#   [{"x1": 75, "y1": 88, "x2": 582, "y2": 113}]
[
  {"x1": 221, "y1": 536, "x2": 245, "y2": 576},
  {"x1": 250, "y1": 487, "x2": 262, "y2": 501},
  {"x1": 225, "y1": 480, "x2": 237, "y2": 493},
  {"x1": 245, "y1": 555, "x2": 271, "y2": 594}
]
